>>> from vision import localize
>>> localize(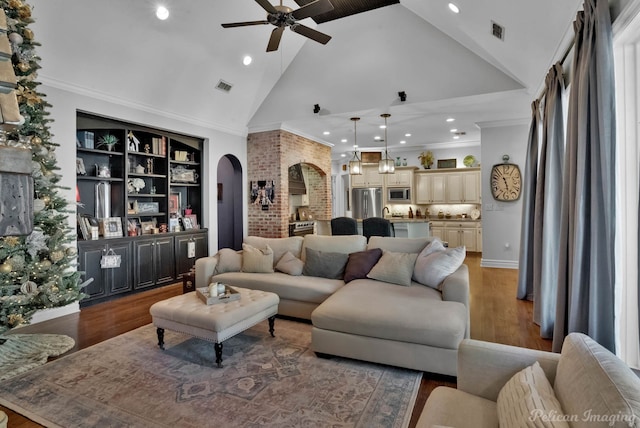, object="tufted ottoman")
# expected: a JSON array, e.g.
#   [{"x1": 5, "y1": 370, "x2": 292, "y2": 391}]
[{"x1": 150, "y1": 287, "x2": 279, "y2": 367}]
